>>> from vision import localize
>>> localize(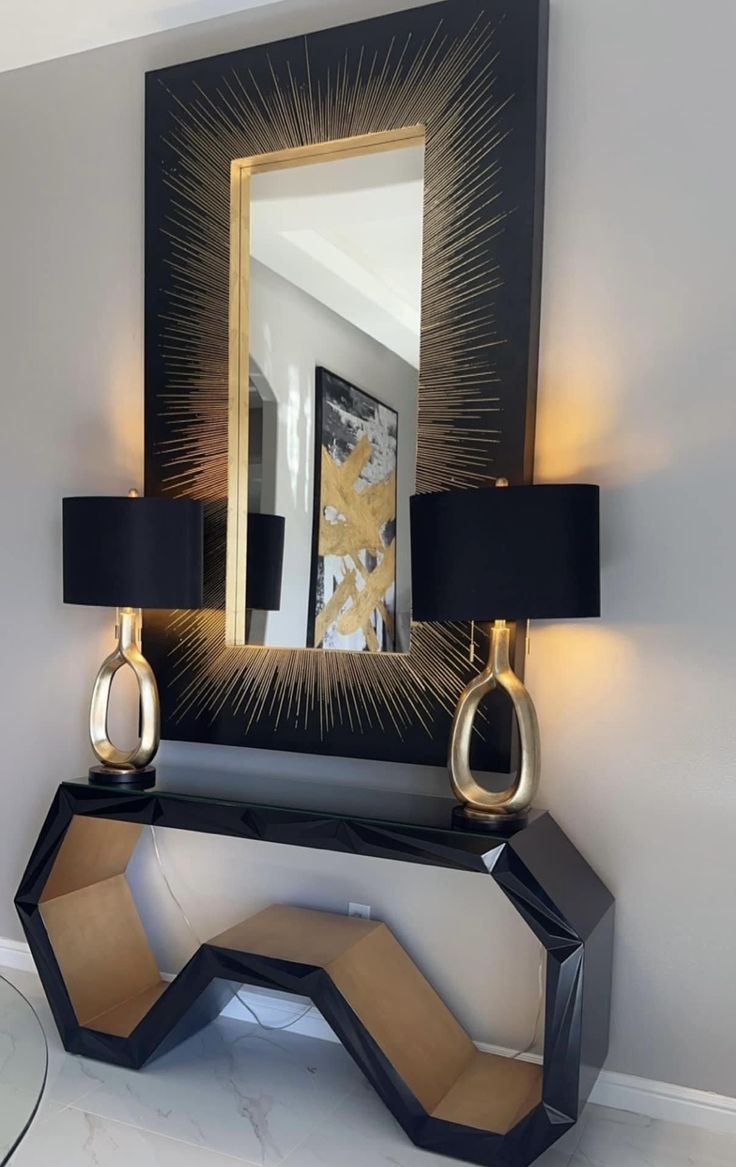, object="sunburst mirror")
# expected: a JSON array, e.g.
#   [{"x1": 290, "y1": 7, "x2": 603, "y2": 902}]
[{"x1": 144, "y1": 0, "x2": 548, "y2": 769}]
